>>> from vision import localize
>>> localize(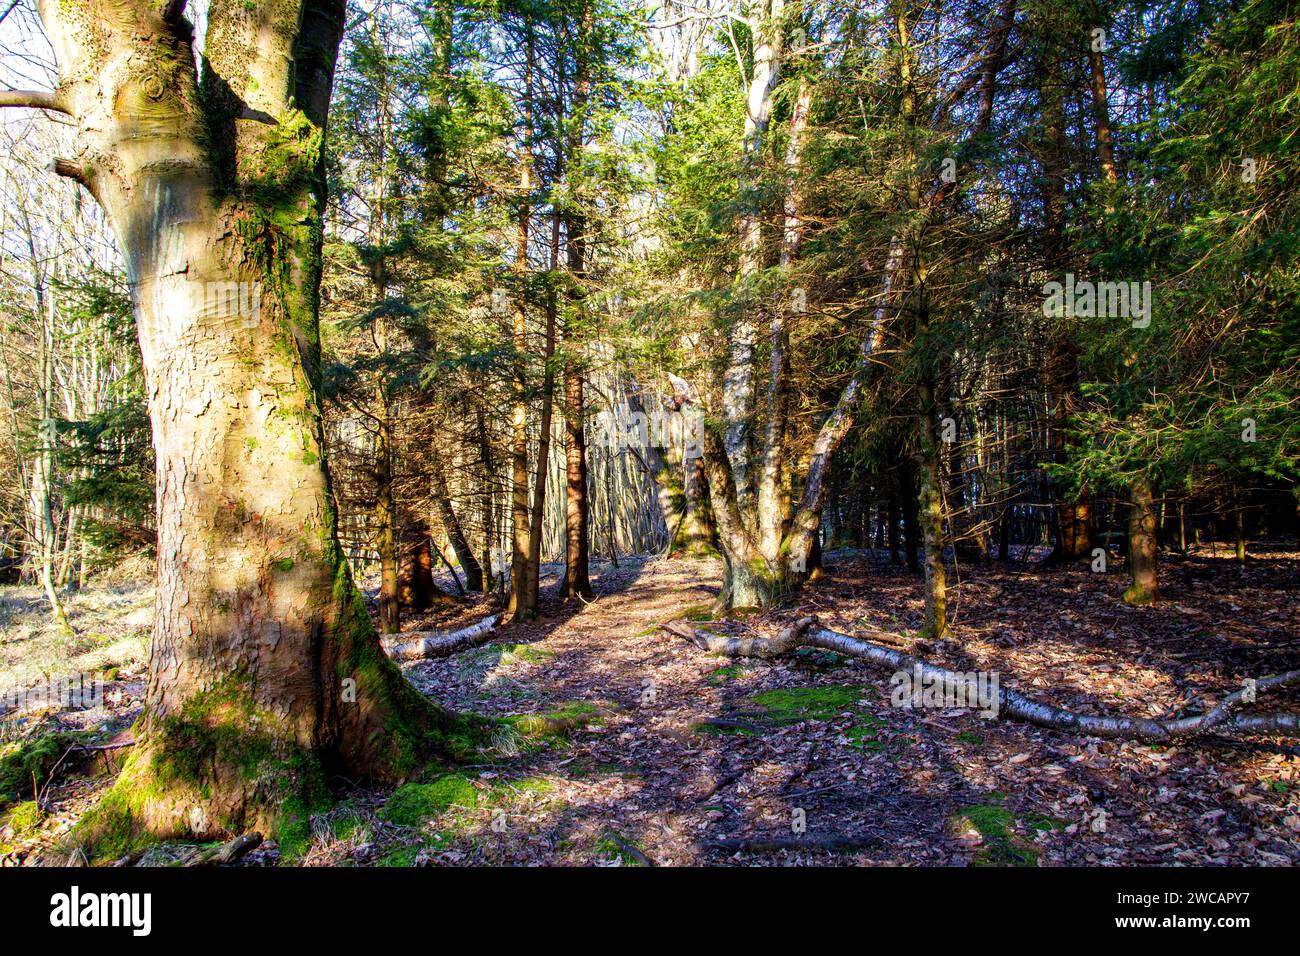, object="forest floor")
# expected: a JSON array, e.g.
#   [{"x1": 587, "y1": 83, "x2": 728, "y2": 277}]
[{"x1": 2, "y1": 546, "x2": 1299, "y2": 866}]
